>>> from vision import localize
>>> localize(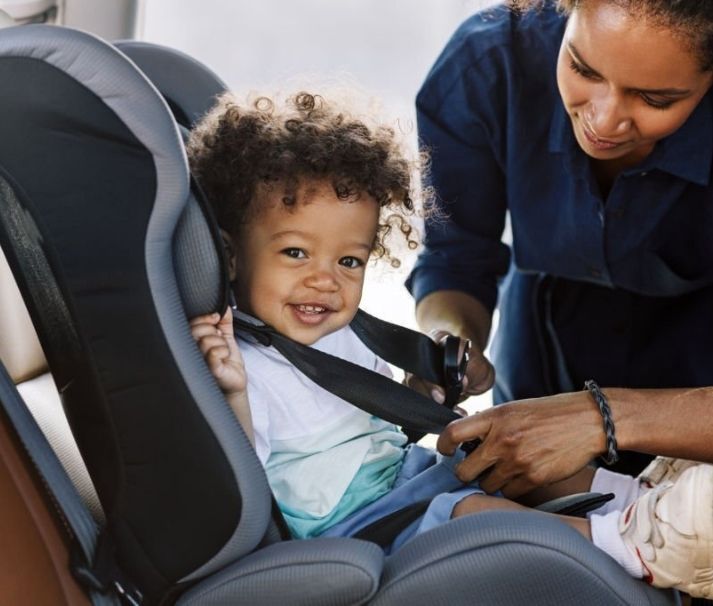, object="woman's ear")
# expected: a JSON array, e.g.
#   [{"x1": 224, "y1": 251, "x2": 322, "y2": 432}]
[{"x1": 220, "y1": 228, "x2": 238, "y2": 281}]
